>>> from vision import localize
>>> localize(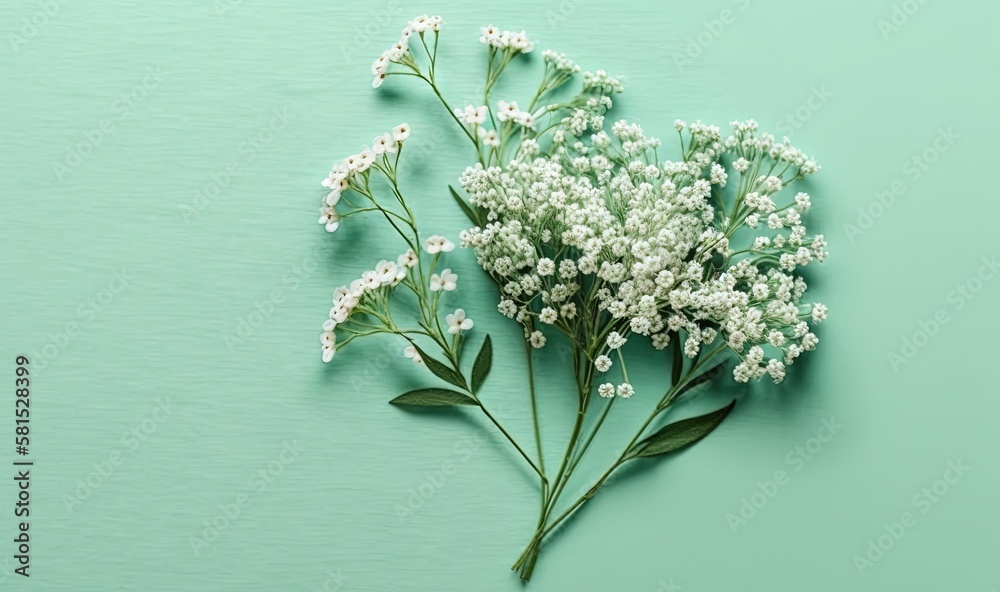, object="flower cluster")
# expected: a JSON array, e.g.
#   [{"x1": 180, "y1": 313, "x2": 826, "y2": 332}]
[
  {"x1": 479, "y1": 25, "x2": 534, "y2": 53},
  {"x1": 321, "y1": 253, "x2": 414, "y2": 362},
  {"x1": 459, "y1": 116, "x2": 828, "y2": 391},
  {"x1": 315, "y1": 122, "x2": 474, "y2": 370},
  {"x1": 371, "y1": 14, "x2": 444, "y2": 88},
  {"x1": 319, "y1": 124, "x2": 410, "y2": 233}
]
